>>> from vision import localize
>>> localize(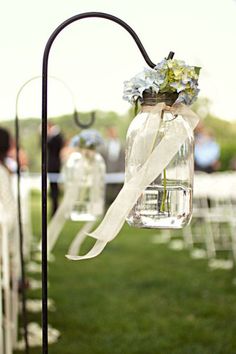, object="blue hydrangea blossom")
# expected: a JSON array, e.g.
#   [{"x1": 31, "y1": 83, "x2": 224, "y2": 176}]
[
  {"x1": 123, "y1": 58, "x2": 200, "y2": 106},
  {"x1": 70, "y1": 129, "x2": 104, "y2": 150}
]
